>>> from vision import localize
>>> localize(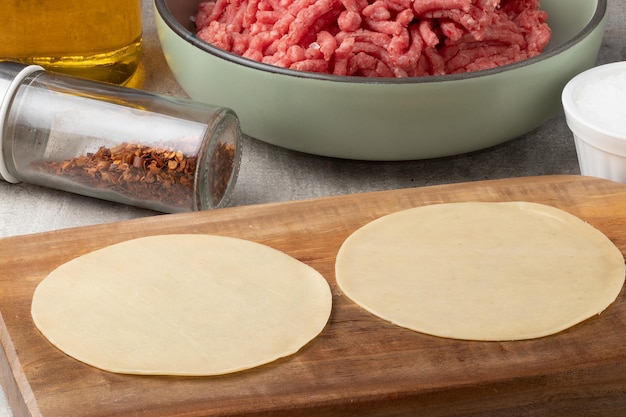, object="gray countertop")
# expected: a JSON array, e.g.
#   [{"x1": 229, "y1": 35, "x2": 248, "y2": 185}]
[
  {"x1": 1, "y1": 1, "x2": 625, "y2": 240},
  {"x1": 0, "y1": 0, "x2": 624, "y2": 415}
]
